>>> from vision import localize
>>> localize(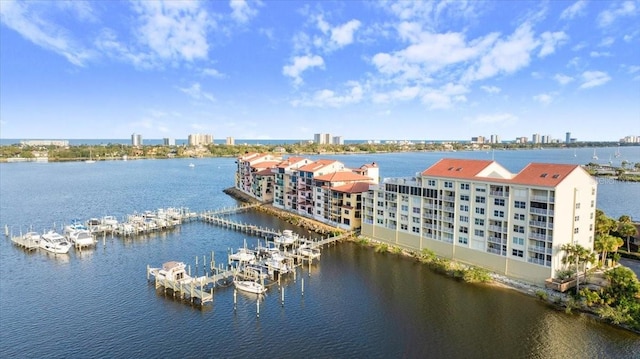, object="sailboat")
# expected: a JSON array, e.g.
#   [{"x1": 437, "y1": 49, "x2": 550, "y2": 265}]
[
  {"x1": 615, "y1": 146, "x2": 621, "y2": 158},
  {"x1": 85, "y1": 149, "x2": 96, "y2": 163},
  {"x1": 592, "y1": 148, "x2": 598, "y2": 161},
  {"x1": 573, "y1": 149, "x2": 577, "y2": 157}
]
